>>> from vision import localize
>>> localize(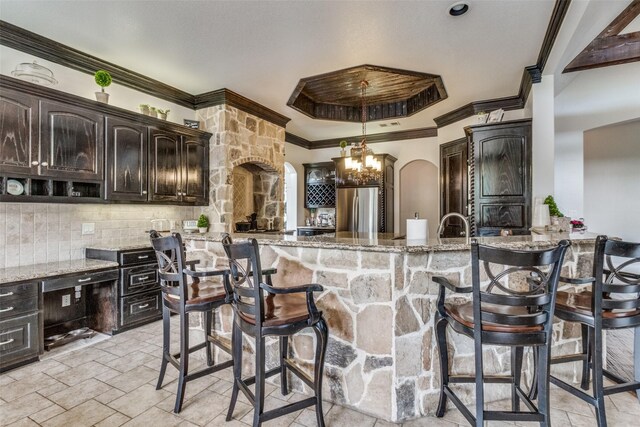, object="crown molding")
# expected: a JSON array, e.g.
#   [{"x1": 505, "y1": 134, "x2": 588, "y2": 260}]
[
  {"x1": 0, "y1": 20, "x2": 290, "y2": 127},
  {"x1": 286, "y1": 127, "x2": 437, "y2": 150}
]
